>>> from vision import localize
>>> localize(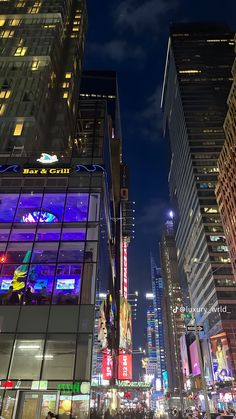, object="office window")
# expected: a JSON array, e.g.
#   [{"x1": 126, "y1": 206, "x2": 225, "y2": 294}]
[
  {"x1": 0, "y1": 103, "x2": 5, "y2": 116},
  {"x1": 31, "y1": 61, "x2": 39, "y2": 71},
  {"x1": 14, "y1": 47, "x2": 27, "y2": 56},
  {"x1": 63, "y1": 92, "x2": 68, "y2": 99},
  {"x1": 0, "y1": 90, "x2": 11, "y2": 99},
  {"x1": 10, "y1": 19, "x2": 21, "y2": 26},
  {"x1": 0, "y1": 19, "x2": 5, "y2": 26},
  {"x1": 0, "y1": 30, "x2": 14, "y2": 38},
  {"x1": 13, "y1": 122, "x2": 24, "y2": 136},
  {"x1": 65, "y1": 72, "x2": 72, "y2": 79}
]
